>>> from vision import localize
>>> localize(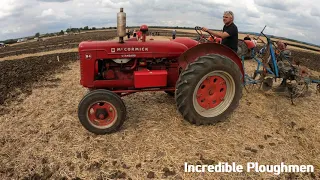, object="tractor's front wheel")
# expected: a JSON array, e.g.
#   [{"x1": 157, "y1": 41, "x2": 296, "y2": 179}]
[
  {"x1": 78, "y1": 89, "x2": 126, "y2": 134},
  {"x1": 175, "y1": 54, "x2": 242, "y2": 125}
]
